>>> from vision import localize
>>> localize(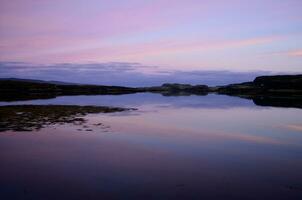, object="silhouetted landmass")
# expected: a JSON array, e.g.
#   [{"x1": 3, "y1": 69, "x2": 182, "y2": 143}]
[
  {"x1": 254, "y1": 75, "x2": 302, "y2": 90},
  {"x1": 1, "y1": 75, "x2": 302, "y2": 108},
  {"x1": 0, "y1": 79, "x2": 209, "y2": 101},
  {"x1": 216, "y1": 75, "x2": 302, "y2": 96},
  {"x1": 0, "y1": 105, "x2": 133, "y2": 132},
  {"x1": 142, "y1": 83, "x2": 209, "y2": 96},
  {"x1": 214, "y1": 75, "x2": 302, "y2": 108},
  {"x1": 0, "y1": 78, "x2": 76, "y2": 85},
  {"x1": 0, "y1": 79, "x2": 141, "y2": 101}
]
